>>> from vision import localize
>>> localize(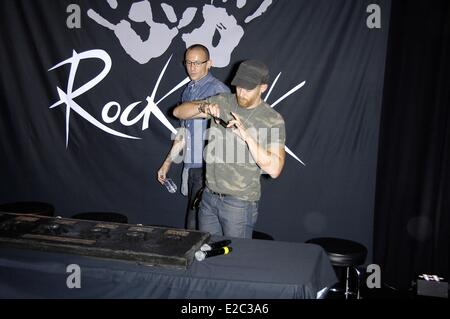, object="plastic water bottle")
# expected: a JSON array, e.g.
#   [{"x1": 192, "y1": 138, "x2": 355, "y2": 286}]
[{"x1": 163, "y1": 178, "x2": 177, "y2": 193}]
